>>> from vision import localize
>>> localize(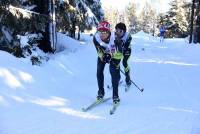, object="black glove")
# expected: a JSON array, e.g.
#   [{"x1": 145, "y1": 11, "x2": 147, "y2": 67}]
[{"x1": 102, "y1": 53, "x2": 111, "y2": 63}]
